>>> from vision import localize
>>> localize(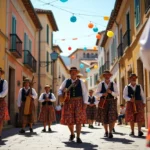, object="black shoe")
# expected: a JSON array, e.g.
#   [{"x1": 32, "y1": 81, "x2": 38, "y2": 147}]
[
  {"x1": 129, "y1": 132, "x2": 135, "y2": 136},
  {"x1": 42, "y1": 128, "x2": 46, "y2": 132},
  {"x1": 83, "y1": 124, "x2": 85, "y2": 127},
  {"x1": 19, "y1": 129, "x2": 25, "y2": 134},
  {"x1": 91, "y1": 125, "x2": 94, "y2": 129},
  {"x1": 88, "y1": 124, "x2": 91, "y2": 128},
  {"x1": 104, "y1": 132, "x2": 108, "y2": 137},
  {"x1": 48, "y1": 128, "x2": 52, "y2": 132},
  {"x1": 77, "y1": 137, "x2": 82, "y2": 143},
  {"x1": 0, "y1": 136, "x2": 1, "y2": 141},
  {"x1": 138, "y1": 131, "x2": 144, "y2": 137},
  {"x1": 112, "y1": 128, "x2": 115, "y2": 133},
  {"x1": 29, "y1": 128, "x2": 33, "y2": 133},
  {"x1": 69, "y1": 134, "x2": 75, "y2": 141},
  {"x1": 108, "y1": 133, "x2": 113, "y2": 138}
]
